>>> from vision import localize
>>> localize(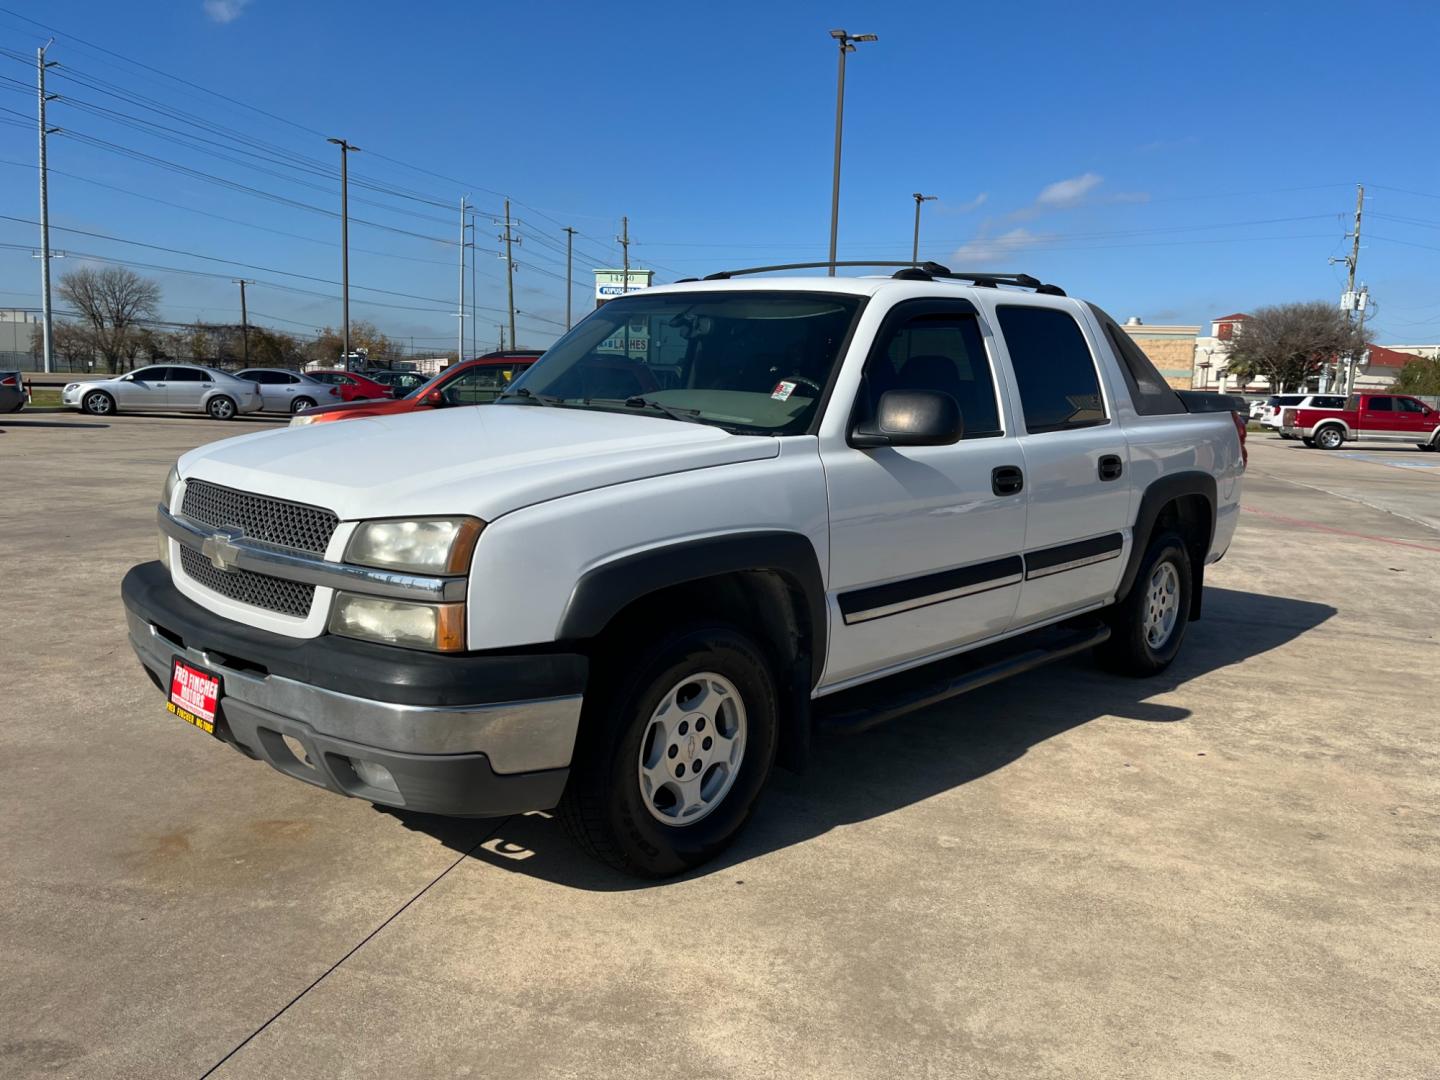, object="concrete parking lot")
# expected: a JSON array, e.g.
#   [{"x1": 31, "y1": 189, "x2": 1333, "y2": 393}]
[{"x1": 2, "y1": 413, "x2": 1436, "y2": 1079}]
